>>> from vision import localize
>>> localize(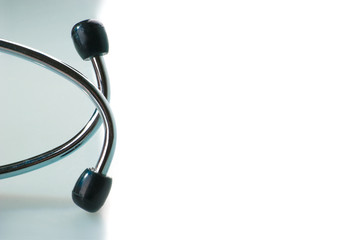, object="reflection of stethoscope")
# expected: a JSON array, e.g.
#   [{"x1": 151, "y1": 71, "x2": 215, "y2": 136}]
[{"x1": 0, "y1": 20, "x2": 115, "y2": 212}]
